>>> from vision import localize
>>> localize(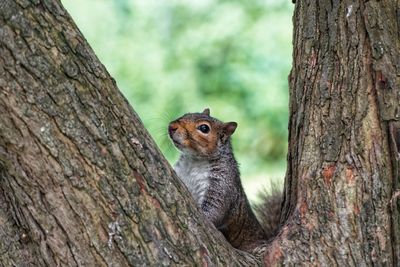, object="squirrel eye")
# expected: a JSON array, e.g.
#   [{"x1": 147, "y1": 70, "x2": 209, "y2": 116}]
[{"x1": 197, "y1": 124, "x2": 210, "y2": 134}]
